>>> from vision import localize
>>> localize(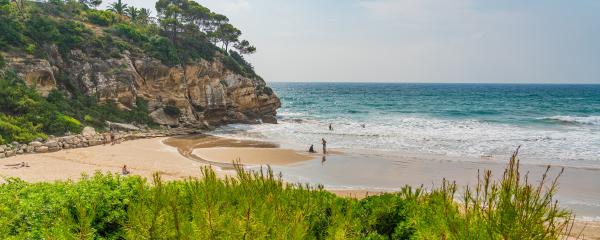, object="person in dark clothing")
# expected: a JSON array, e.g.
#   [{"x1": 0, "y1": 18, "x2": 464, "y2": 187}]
[{"x1": 308, "y1": 144, "x2": 316, "y2": 153}]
